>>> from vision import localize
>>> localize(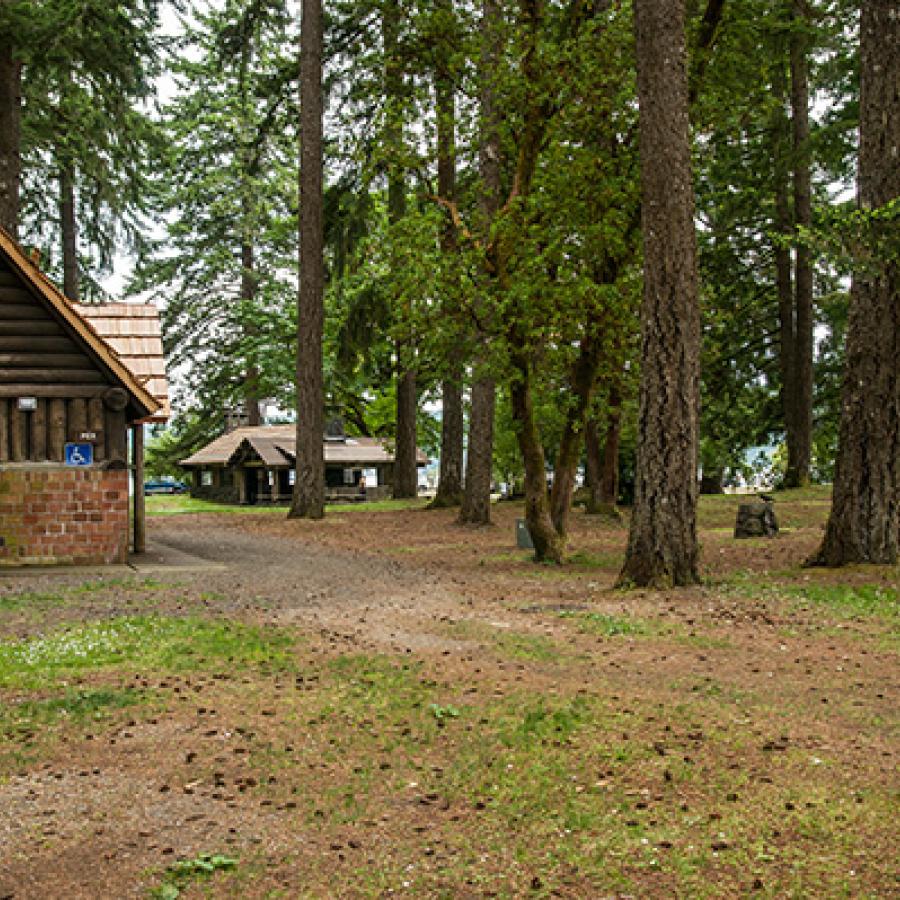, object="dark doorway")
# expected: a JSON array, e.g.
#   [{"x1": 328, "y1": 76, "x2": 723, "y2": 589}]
[{"x1": 245, "y1": 469, "x2": 258, "y2": 504}]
